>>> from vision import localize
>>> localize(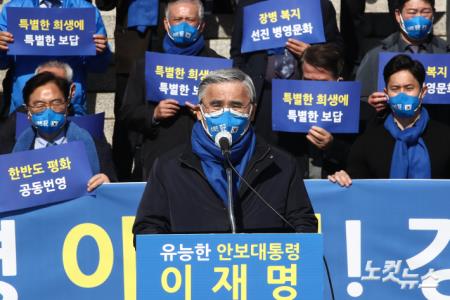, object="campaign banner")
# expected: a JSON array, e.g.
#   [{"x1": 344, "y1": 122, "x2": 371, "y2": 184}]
[
  {"x1": 272, "y1": 79, "x2": 361, "y2": 133},
  {"x1": 0, "y1": 141, "x2": 93, "y2": 212},
  {"x1": 7, "y1": 7, "x2": 96, "y2": 56},
  {"x1": 377, "y1": 52, "x2": 450, "y2": 104},
  {"x1": 0, "y1": 183, "x2": 145, "y2": 300},
  {"x1": 306, "y1": 179, "x2": 450, "y2": 300},
  {"x1": 145, "y1": 52, "x2": 233, "y2": 105},
  {"x1": 15, "y1": 112, "x2": 106, "y2": 139},
  {"x1": 241, "y1": 0, "x2": 325, "y2": 53},
  {"x1": 1, "y1": 181, "x2": 450, "y2": 299},
  {"x1": 137, "y1": 233, "x2": 323, "y2": 299}
]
